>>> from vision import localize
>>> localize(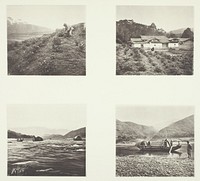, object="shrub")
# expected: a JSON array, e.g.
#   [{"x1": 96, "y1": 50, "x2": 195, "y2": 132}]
[
  {"x1": 52, "y1": 37, "x2": 62, "y2": 52},
  {"x1": 160, "y1": 57, "x2": 165, "y2": 63},
  {"x1": 138, "y1": 64, "x2": 146, "y2": 71},
  {"x1": 39, "y1": 59, "x2": 57, "y2": 75},
  {"x1": 148, "y1": 57, "x2": 153, "y2": 63},
  {"x1": 154, "y1": 66, "x2": 162, "y2": 73},
  {"x1": 77, "y1": 41, "x2": 85, "y2": 53},
  {"x1": 148, "y1": 51, "x2": 153, "y2": 56},
  {"x1": 152, "y1": 62, "x2": 157, "y2": 66},
  {"x1": 52, "y1": 37, "x2": 61, "y2": 46},
  {"x1": 156, "y1": 55, "x2": 160, "y2": 59}
]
